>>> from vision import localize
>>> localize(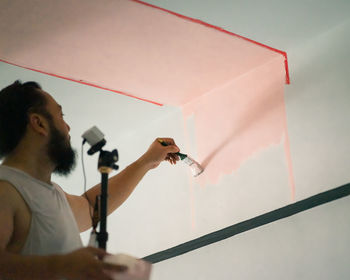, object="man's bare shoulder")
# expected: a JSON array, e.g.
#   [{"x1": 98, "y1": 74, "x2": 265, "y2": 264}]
[
  {"x1": 0, "y1": 181, "x2": 17, "y2": 250},
  {"x1": 0, "y1": 179, "x2": 17, "y2": 192},
  {"x1": 0, "y1": 180, "x2": 22, "y2": 209}
]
